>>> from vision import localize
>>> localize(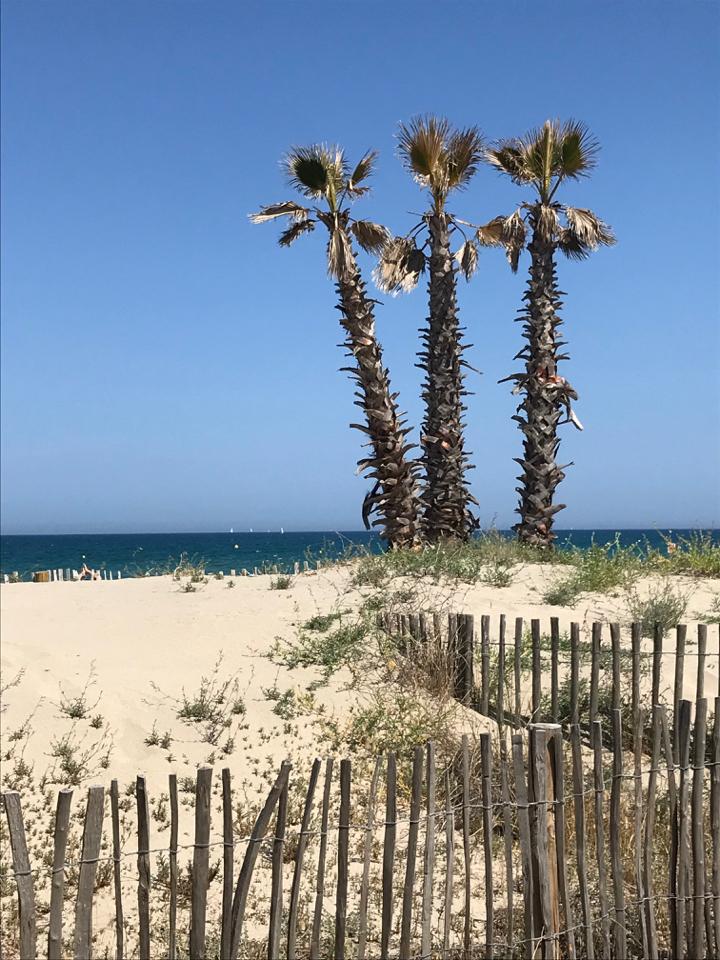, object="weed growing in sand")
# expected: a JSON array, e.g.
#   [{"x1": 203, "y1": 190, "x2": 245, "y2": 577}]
[
  {"x1": 144, "y1": 722, "x2": 173, "y2": 750},
  {"x1": 173, "y1": 552, "x2": 208, "y2": 583},
  {"x1": 542, "y1": 536, "x2": 641, "y2": 605},
  {"x1": 625, "y1": 579, "x2": 690, "y2": 636},
  {"x1": 227, "y1": 579, "x2": 235, "y2": 588},
  {"x1": 55, "y1": 664, "x2": 102, "y2": 721},
  {"x1": 272, "y1": 621, "x2": 368, "y2": 680},
  {"x1": 270, "y1": 575, "x2": 293, "y2": 590},
  {"x1": 696, "y1": 593, "x2": 720, "y2": 624},
  {"x1": 181, "y1": 581, "x2": 197, "y2": 593},
  {"x1": 302, "y1": 610, "x2": 348, "y2": 632},
  {"x1": 47, "y1": 724, "x2": 114, "y2": 785}
]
